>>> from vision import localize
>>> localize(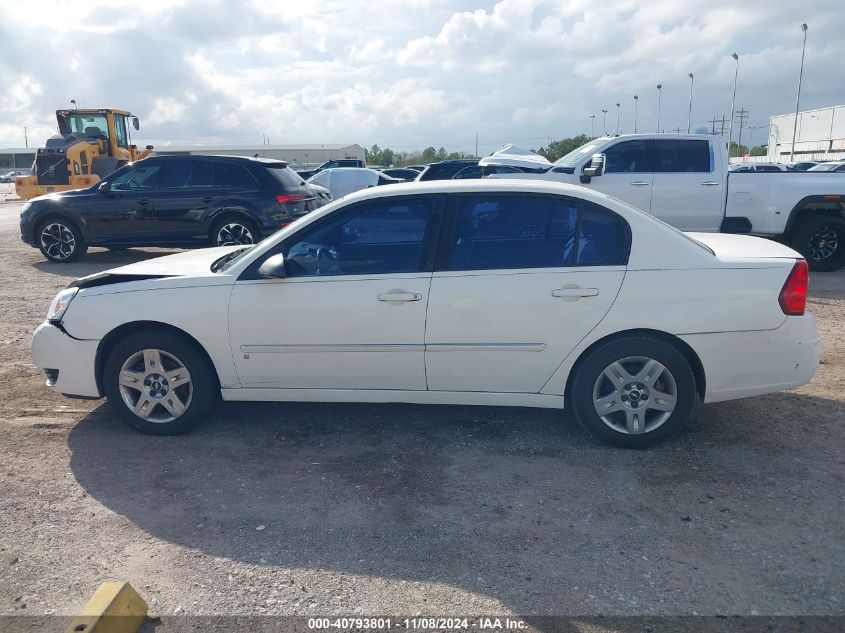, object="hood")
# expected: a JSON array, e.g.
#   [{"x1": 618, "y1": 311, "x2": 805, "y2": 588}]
[
  {"x1": 30, "y1": 187, "x2": 95, "y2": 203},
  {"x1": 479, "y1": 144, "x2": 552, "y2": 169},
  {"x1": 70, "y1": 246, "x2": 245, "y2": 290},
  {"x1": 687, "y1": 232, "x2": 802, "y2": 260}
]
